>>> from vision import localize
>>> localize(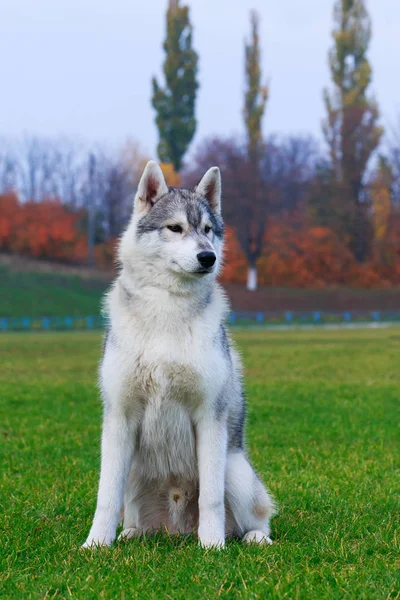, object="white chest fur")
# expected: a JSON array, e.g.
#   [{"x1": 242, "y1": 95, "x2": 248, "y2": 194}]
[{"x1": 100, "y1": 280, "x2": 229, "y2": 481}]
